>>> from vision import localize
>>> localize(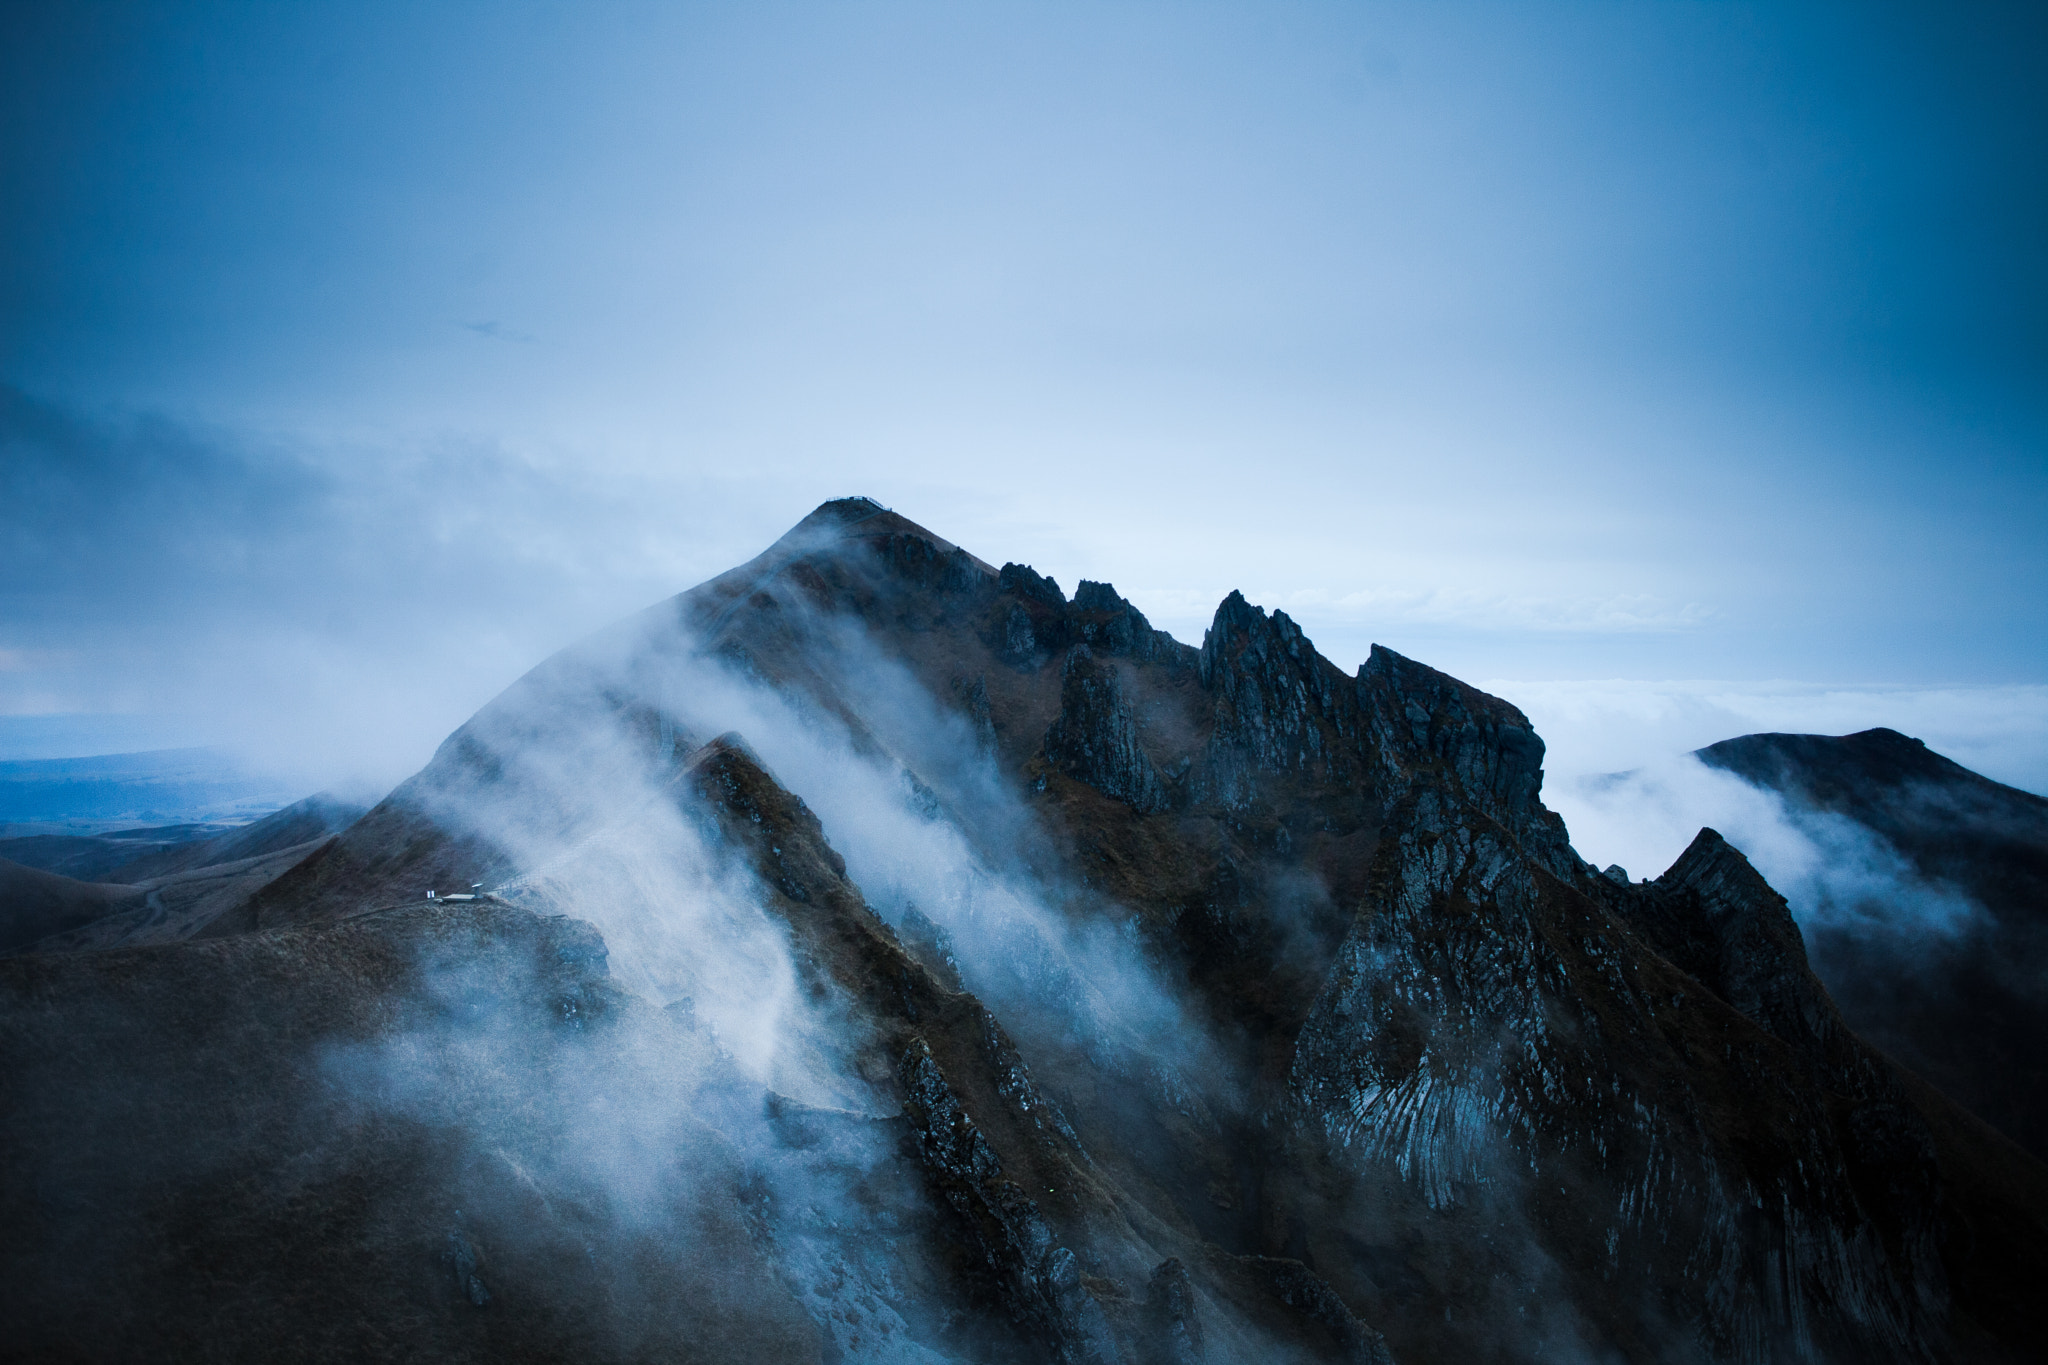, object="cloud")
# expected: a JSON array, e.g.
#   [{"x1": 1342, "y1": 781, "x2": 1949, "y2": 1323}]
[
  {"x1": 1489, "y1": 677, "x2": 2048, "y2": 797},
  {"x1": 1517, "y1": 679, "x2": 2032, "y2": 962},
  {"x1": 0, "y1": 383, "x2": 798, "y2": 789},
  {"x1": 1552, "y1": 753, "x2": 1981, "y2": 942},
  {"x1": 0, "y1": 649, "x2": 74, "y2": 673},
  {"x1": 306, "y1": 700, "x2": 962, "y2": 1358},
  {"x1": 626, "y1": 609, "x2": 1219, "y2": 1107},
  {"x1": 460, "y1": 320, "x2": 538, "y2": 343}
]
